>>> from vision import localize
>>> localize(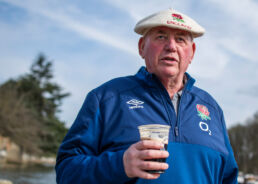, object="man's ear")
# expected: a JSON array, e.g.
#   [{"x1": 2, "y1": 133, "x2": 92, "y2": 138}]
[
  {"x1": 138, "y1": 37, "x2": 145, "y2": 59},
  {"x1": 189, "y1": 42, "x2": 196, "y2": 64}
]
